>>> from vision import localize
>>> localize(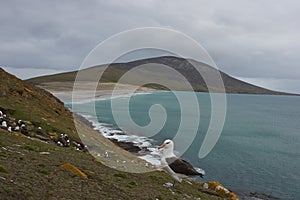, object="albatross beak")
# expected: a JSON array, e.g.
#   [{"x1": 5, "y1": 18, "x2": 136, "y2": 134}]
[{"x1": 158, "y1": 144, "x2": 165, "y2": 149}]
